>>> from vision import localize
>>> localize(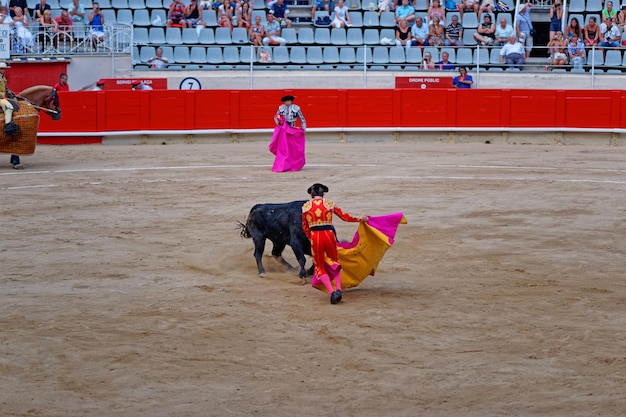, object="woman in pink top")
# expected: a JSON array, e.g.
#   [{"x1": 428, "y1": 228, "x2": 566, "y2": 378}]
[{"x1": 427, "y1": 0, "x2": 446, "y2": 26}]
